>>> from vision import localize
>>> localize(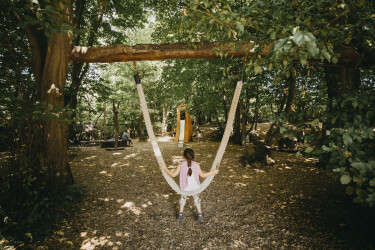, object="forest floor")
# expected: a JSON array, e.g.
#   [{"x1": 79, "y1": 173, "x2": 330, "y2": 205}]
[{"x1": 42, "y1": 131, "x2": 375, "y2": 249}]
